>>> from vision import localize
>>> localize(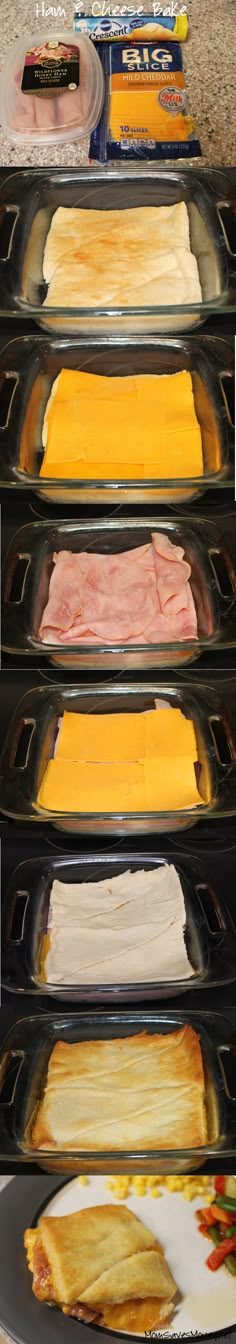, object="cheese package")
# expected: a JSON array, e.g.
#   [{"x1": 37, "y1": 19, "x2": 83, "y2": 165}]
[
  {"x1": 36, "y1": 704, "x2": 206, "y2": 815},
  {"x1": 90, "y1": 40, "x2": 201, "y2": 162}
]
